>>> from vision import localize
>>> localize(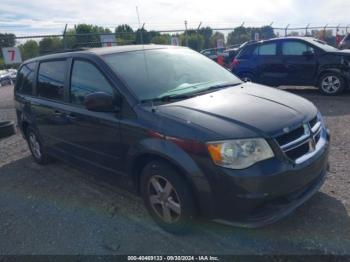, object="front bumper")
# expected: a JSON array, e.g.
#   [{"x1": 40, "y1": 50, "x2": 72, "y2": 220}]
[
  {"x1": 213, "y1": 168, "x2": 327, "y2": 228},
  {"x1": 197, "y1": 127, "x2": 330, "y2": 227}
]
